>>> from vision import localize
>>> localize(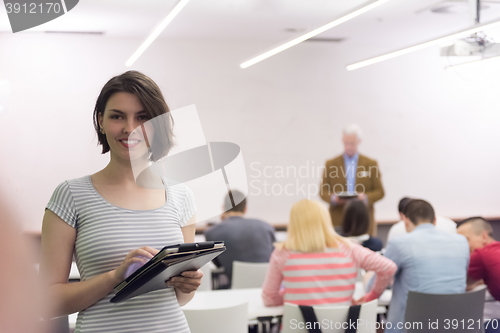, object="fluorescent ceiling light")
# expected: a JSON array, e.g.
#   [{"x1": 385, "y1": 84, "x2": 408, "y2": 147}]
[
  {"x1": 346, "y1": 19, "x2": 500, "y2": 71},
  {"x1": 125, "y1": 0, "x2": 190, "y2": 67},
  {"x1": 240, "y1": 0, "x2": 391, "y2": 69},
  {"x1": 446, "y1": 55, "x2": 500, "y2": 70}
]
